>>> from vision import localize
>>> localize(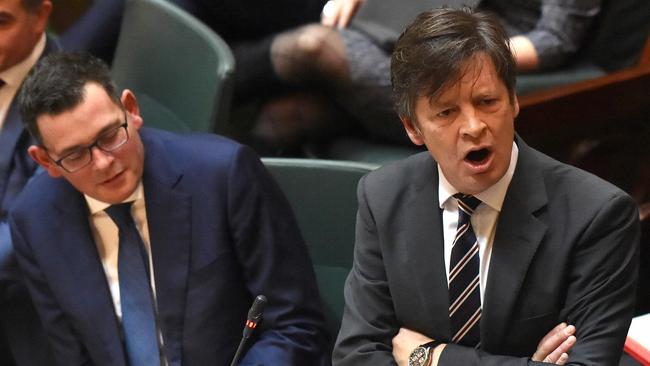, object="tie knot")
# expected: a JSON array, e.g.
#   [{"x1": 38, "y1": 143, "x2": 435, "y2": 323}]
[
  {"x1": 104, "y1": 202, "x2": 134, "y2": 228},
  {"x1": 453, "y1": 193, "x2": 481, "y2": 214}
]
